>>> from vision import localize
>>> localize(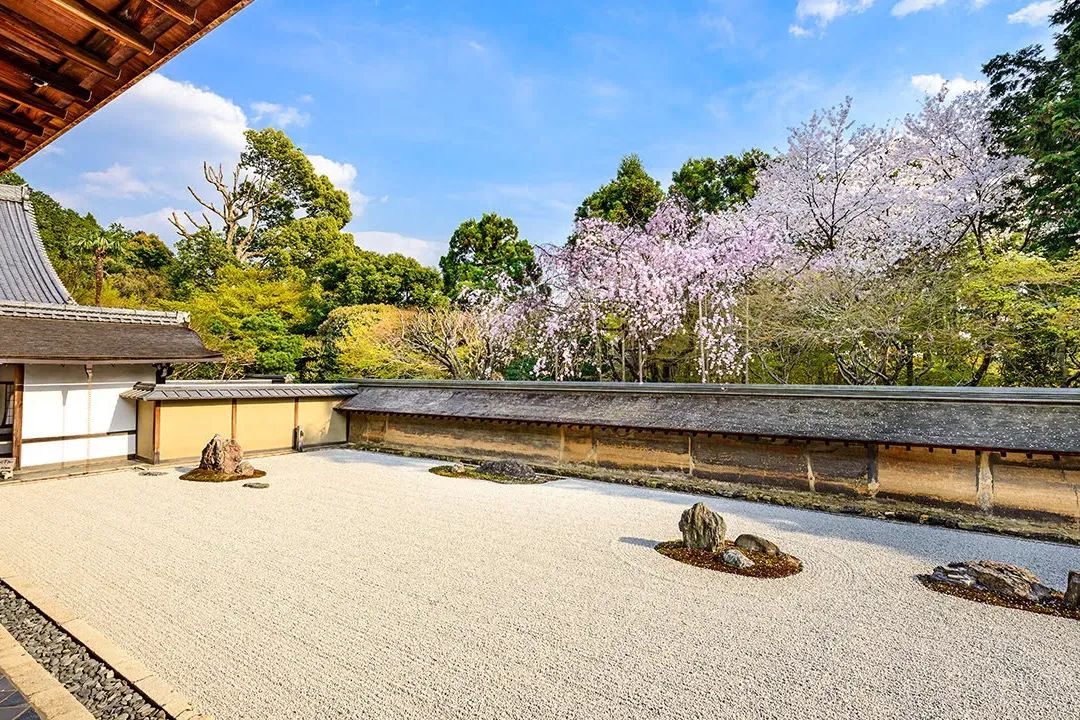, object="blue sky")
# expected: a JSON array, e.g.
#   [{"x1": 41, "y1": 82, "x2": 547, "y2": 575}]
[{"x1": 15, "y1": 0, "x2": 1058, "y2": 267}]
